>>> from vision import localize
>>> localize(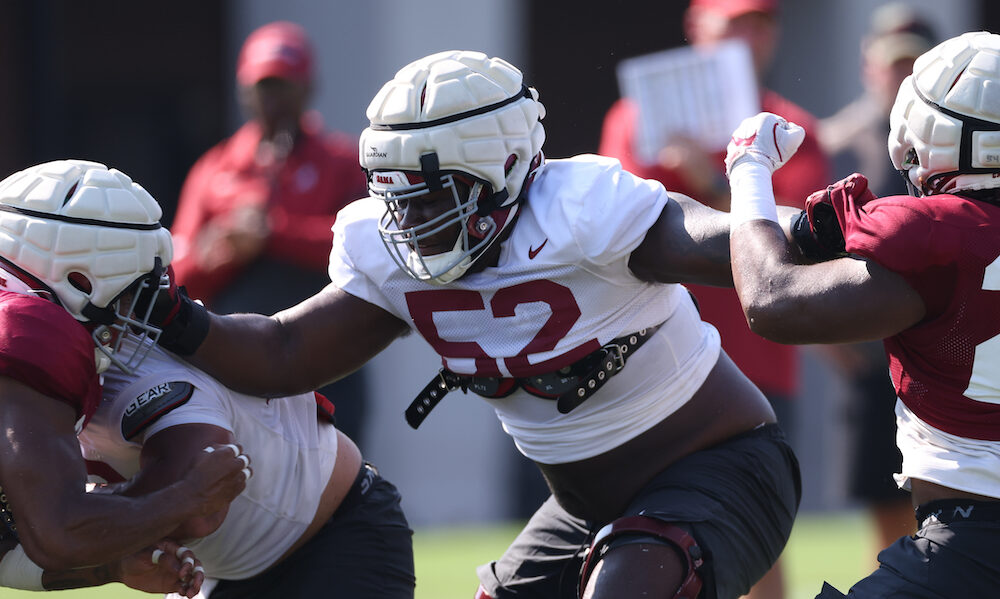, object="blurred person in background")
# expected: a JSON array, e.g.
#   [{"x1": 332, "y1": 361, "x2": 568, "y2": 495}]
[
  {"x1": 599, "y1": 0, "x2": 829, "y2": 596},
  {"x1": 726, "y1": 30, "x2": 1000, "y2": 598},
  {"x1": 169, "y1": 21, "x2": 370, "y2": 448},
  {"x1": 817, "y1": 2, "x2": 937, "y2": 563}
]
